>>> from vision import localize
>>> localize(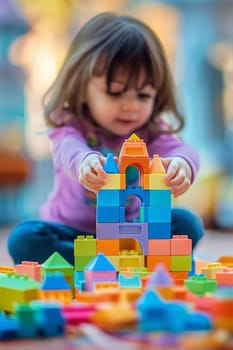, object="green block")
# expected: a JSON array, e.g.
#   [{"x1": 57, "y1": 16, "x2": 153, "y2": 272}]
[
  {"x1": 129, "y1": 267, "x2": 151, "y2": 277},
  {"x1": 74, "y1": 236, "x2": 97, "y2": 256},
  {"x1": 171, "y1": 255, "x2": 192, "y2": 271},
  {"x1": 184, "y1": 274, "x2": 217, "y2": 296},
  {"x1": 74, "y1": 255, "x2": 95, "y2": 272},
  {"x1": 42, "y1": 252, "x2": 73, "y2": 269}
]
